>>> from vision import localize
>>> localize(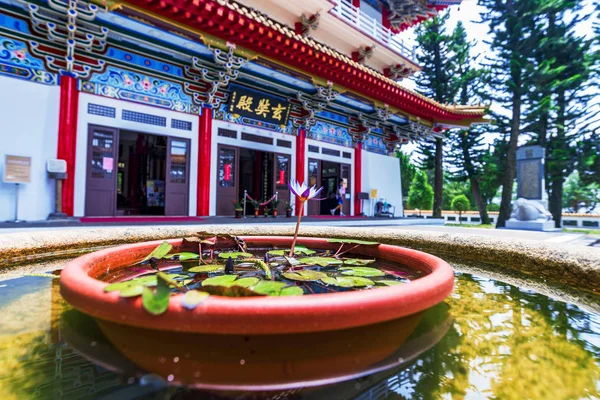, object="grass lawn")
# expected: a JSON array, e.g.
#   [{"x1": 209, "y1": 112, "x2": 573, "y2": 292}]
[
  {"x1": 563, "y1": 228, "x2": 600, "y2": 235},
  {"x1": 445, "y1": 223, "x2": 495, "y2": 229}
]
